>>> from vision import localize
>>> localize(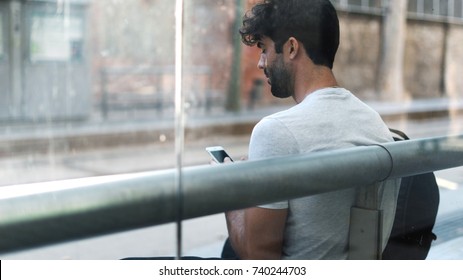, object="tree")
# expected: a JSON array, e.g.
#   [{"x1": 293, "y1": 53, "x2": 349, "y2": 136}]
[
  {"x1": 225, "y1": 0, "x2": 245, "y2": 112},
  {"x1": 377, "y1": 0, "x2": 408, "y2": 101}
]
